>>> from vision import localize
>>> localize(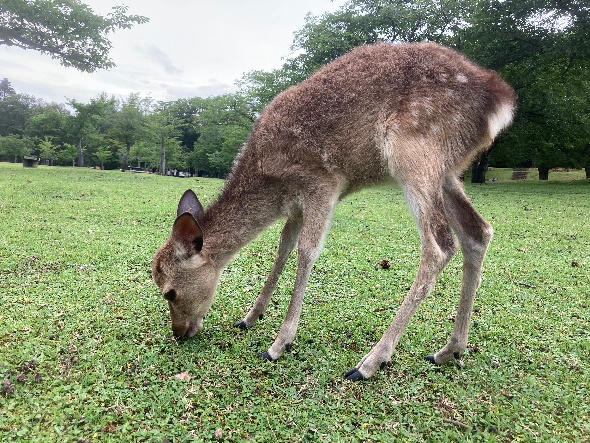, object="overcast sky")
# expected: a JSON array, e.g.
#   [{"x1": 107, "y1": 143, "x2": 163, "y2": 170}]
[{"x1": 1, "y1": 0, "x2": 347, "y2": 105}]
